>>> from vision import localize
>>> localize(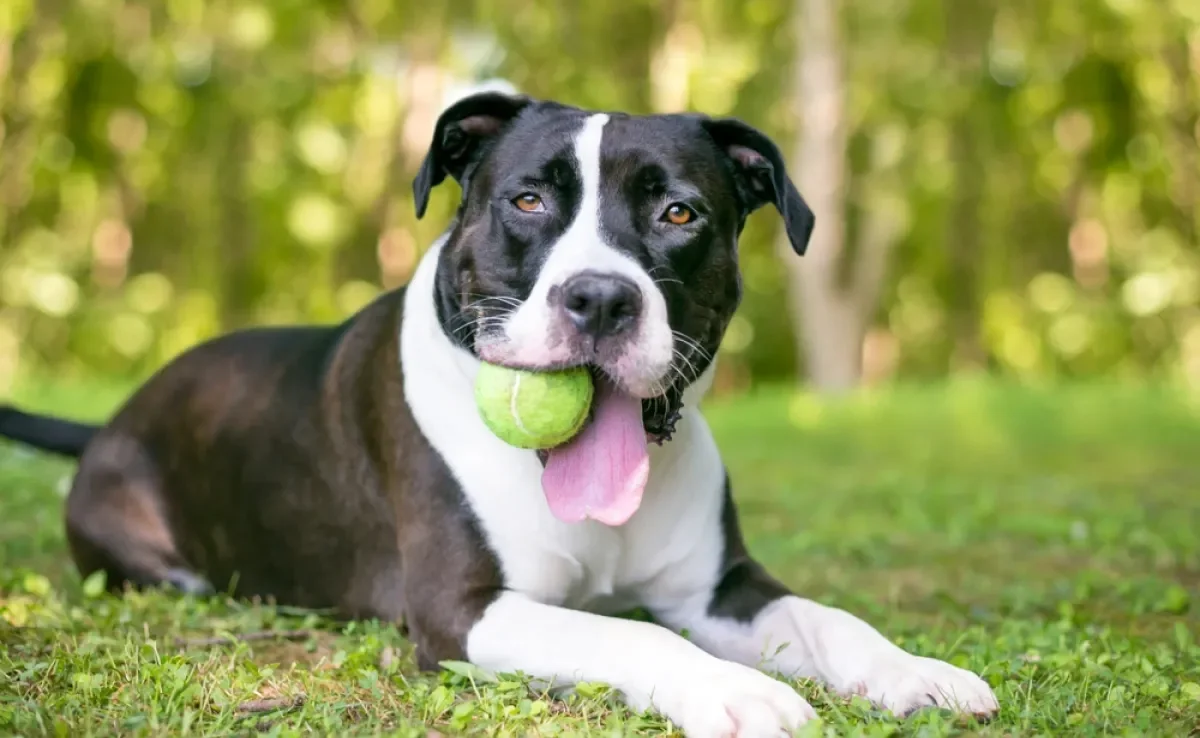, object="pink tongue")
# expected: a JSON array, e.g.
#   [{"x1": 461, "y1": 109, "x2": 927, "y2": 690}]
[{"x1": 542, "y1": 379, "x2": 649, "y2": 526}]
